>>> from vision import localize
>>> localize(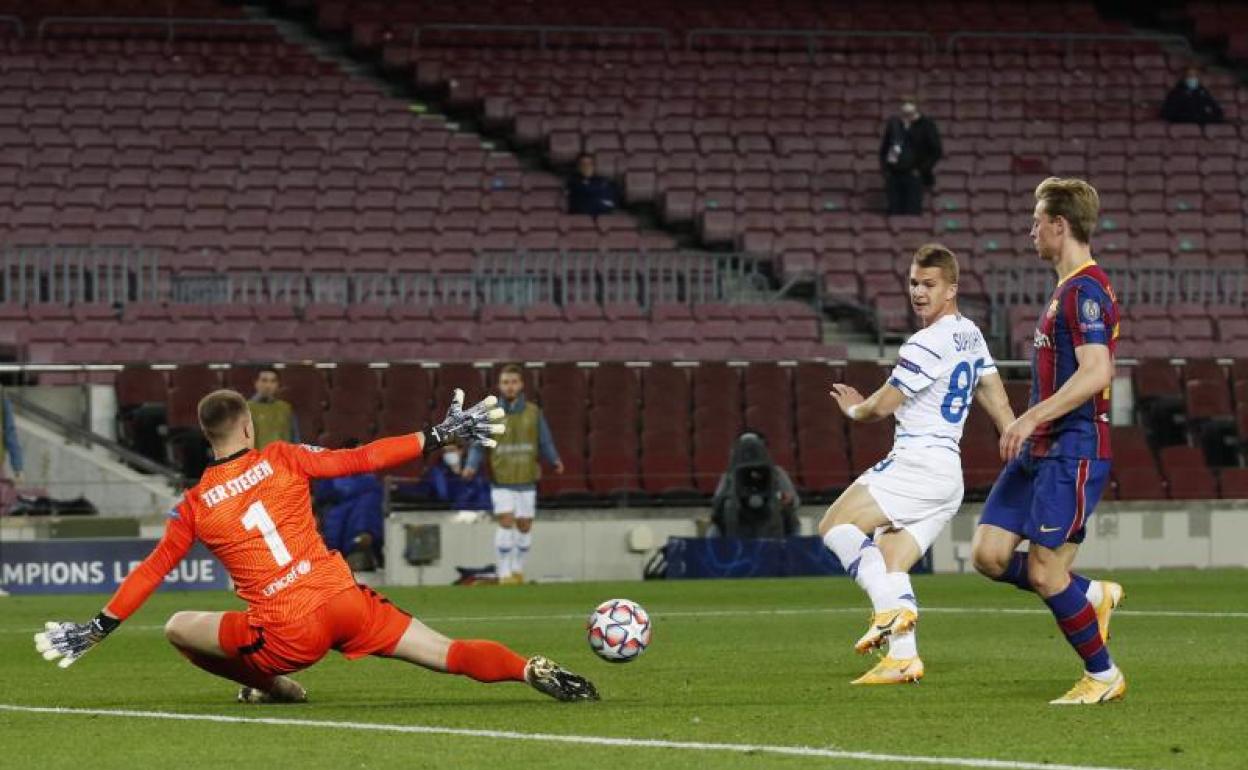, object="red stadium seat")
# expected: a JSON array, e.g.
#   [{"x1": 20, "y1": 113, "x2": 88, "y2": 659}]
[{"x1": 1159, "y1": 445, "x2": 1218, "y2": 499}]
